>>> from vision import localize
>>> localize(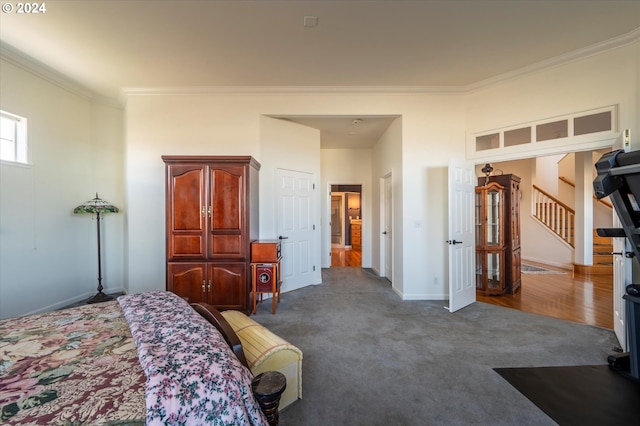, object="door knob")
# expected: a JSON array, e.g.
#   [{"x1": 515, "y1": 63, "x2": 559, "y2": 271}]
[
  {"x1": 382, "y1": 231, "x2": 387, "y2": 235},
  {"x1": 446, "y1": 240, "x2": 463, "y2": 245},
  {"x1": 279, "y1": 236, "x2": 289, "y2": 240},
  {"x1": 612, "y1": 251, "x2": 635, "y2": 258}
]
